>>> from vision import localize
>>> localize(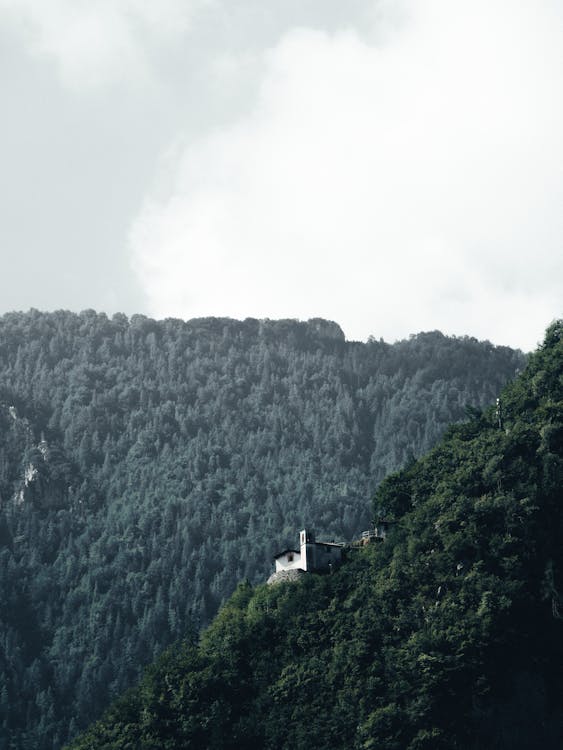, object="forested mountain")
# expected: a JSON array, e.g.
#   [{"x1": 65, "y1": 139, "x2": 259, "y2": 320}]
[
  {"x1": 0, "y1": 310, "x2": 525, "y2": 749},
  {"x1": 68, "y1": 320, "x2": 563, "y2": 750}
]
